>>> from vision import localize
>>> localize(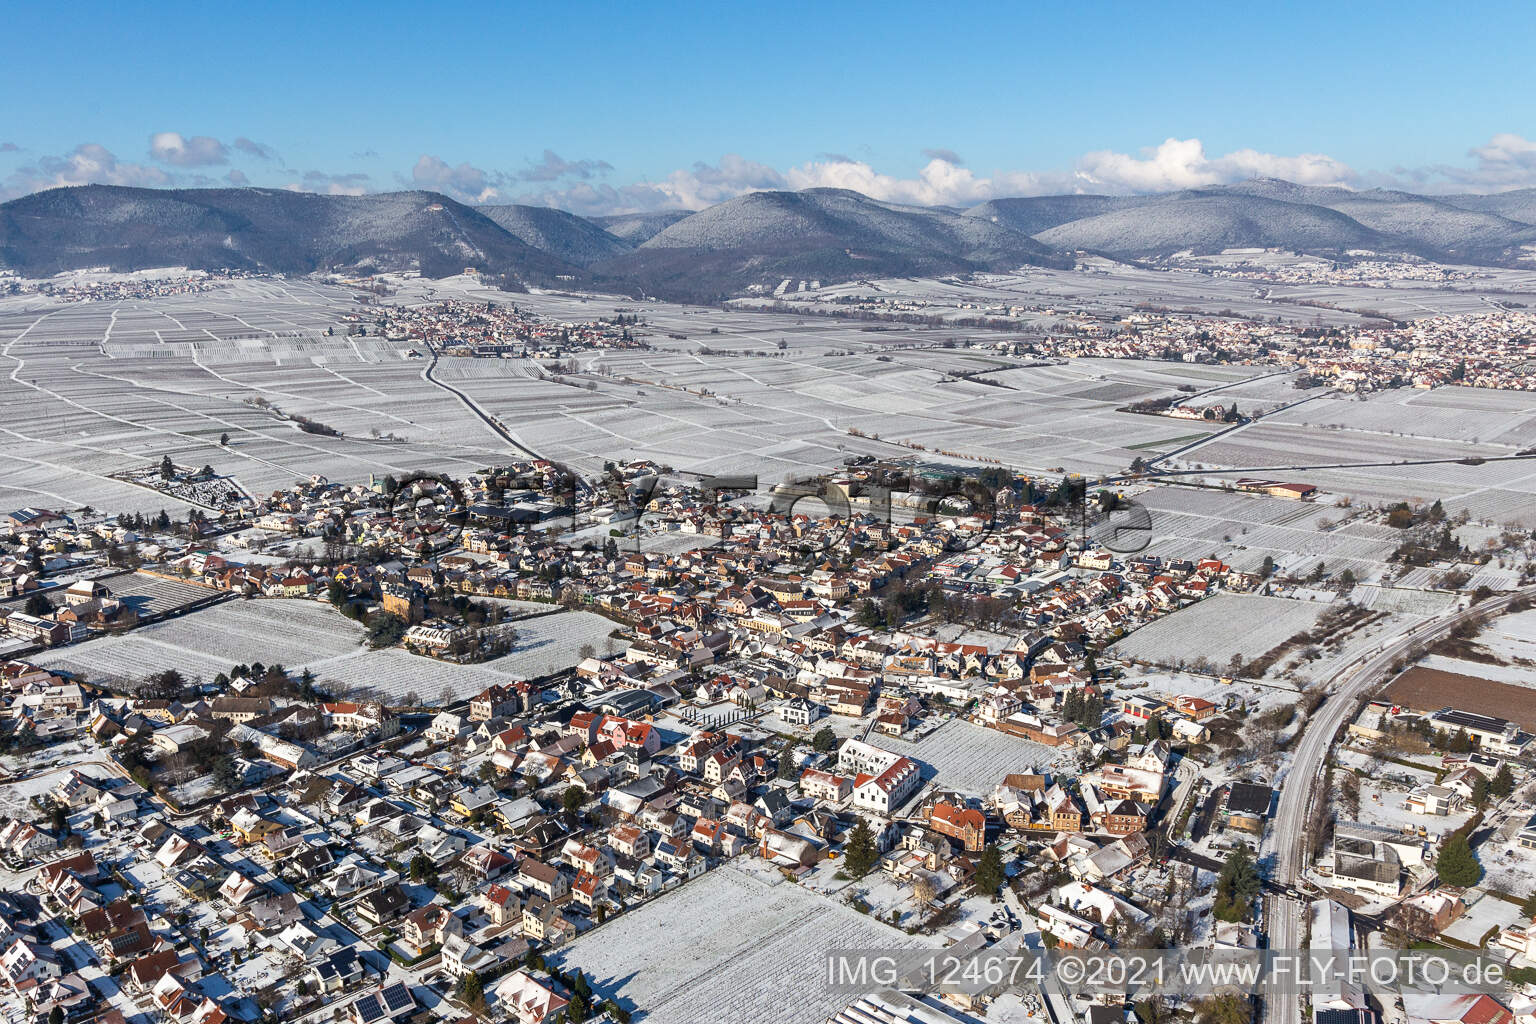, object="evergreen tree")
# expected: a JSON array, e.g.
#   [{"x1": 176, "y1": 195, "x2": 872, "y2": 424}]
[
  {"x1": 1436, "y1": 833, "x2": 1481, "y2": 887},
  {"x1": 1490, "y1": 764, "x2": 1515, "y2": 799},
  {"x1": 1213, "y1": 843, "x2": 1261, "y2": 922},
  {"x1": 844, "y1": 819, "x2": 878, "y2": 878},
  {"x1": 1063, "y1": 689, "x2": 1082, "y2": 721},
  {"x1": 1470, "y1": 772, "x2": 1490, "y2": 808},
  {"x1": 458, "y1": 971, "x2": 484, "y2": 1009},
  {"x1": 812, "y1": 726, "x2": 836, "y2": 753},
  {"x1": 974, "y1": 844, "x2": 1006, "y2": 898},
  {"x1": 776, "y1": 741, "x2": 799, "y2": 780}
]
